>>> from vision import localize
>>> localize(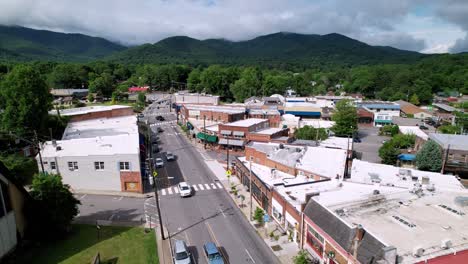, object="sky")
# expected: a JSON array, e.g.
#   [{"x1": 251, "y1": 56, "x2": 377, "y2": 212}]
[{"x1": 0, "y1": 0, "x2": 467, "y2": 53}]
